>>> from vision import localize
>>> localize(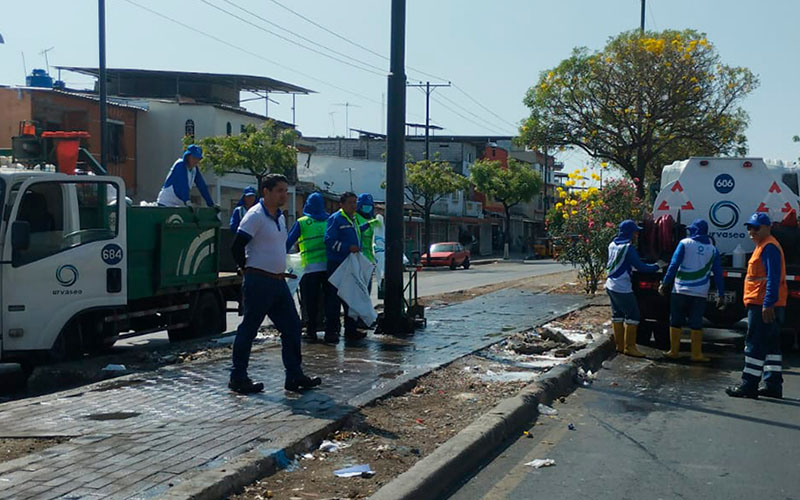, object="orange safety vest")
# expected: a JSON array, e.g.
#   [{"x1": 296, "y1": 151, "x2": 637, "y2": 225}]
[{"x1": 743, "y1": 235, "x2": 787, "y2": 307}]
